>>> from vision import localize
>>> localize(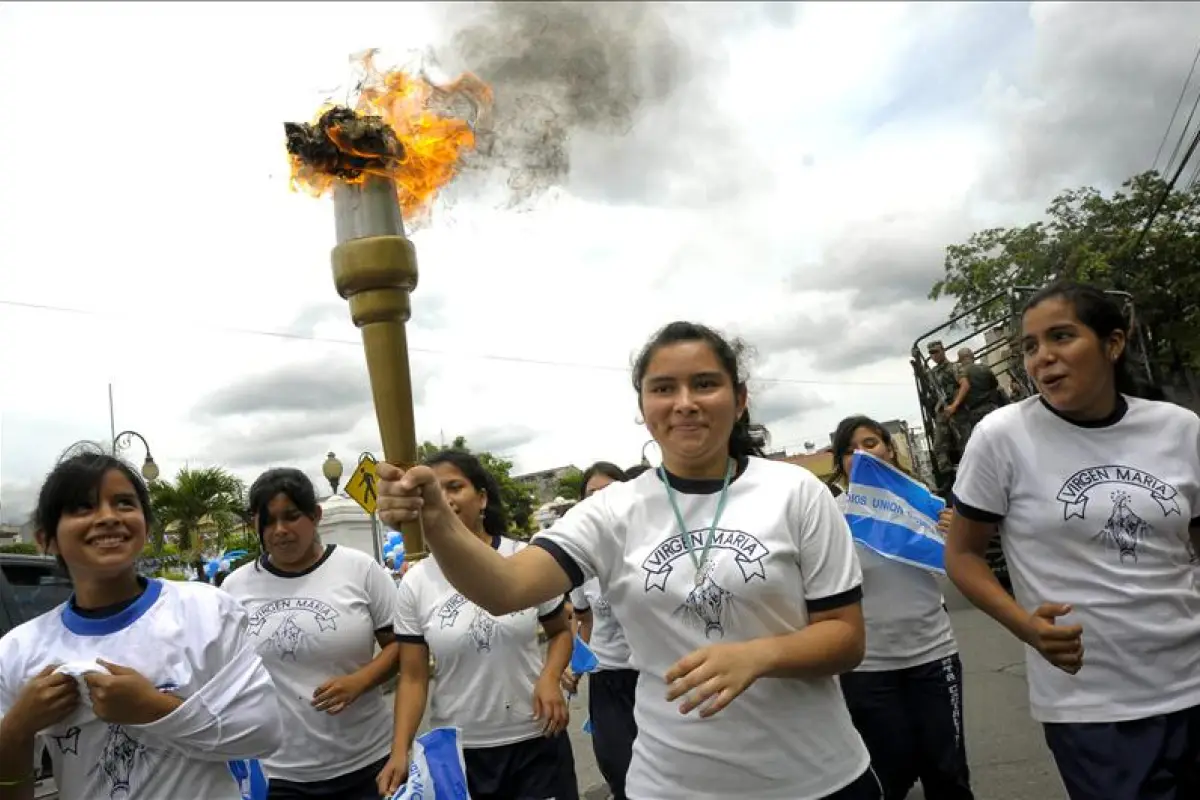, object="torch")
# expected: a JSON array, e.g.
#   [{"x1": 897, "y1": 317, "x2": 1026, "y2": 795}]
[{"x1": 284, "y1": 53, "x2": 492, "y2": 564}]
